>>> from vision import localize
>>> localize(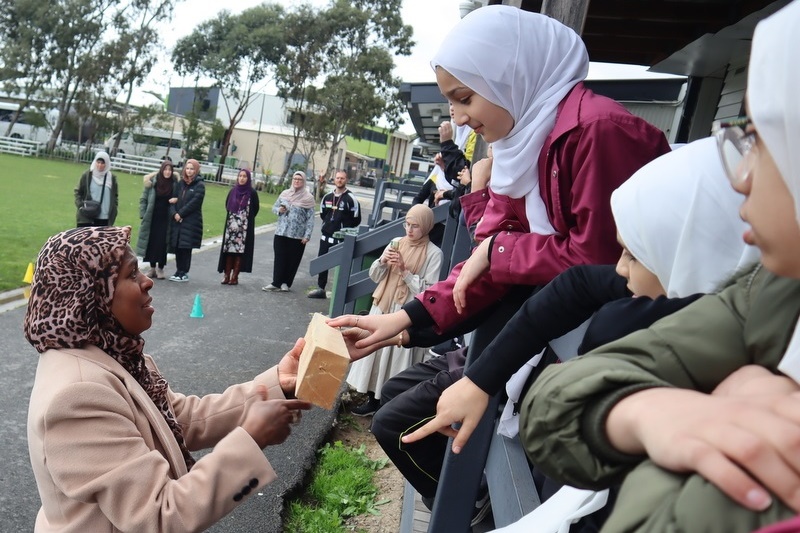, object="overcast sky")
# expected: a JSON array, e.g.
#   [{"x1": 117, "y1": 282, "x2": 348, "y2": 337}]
[{"x1": 141, "y1": 0, "x2": 680, "y2": 133}]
